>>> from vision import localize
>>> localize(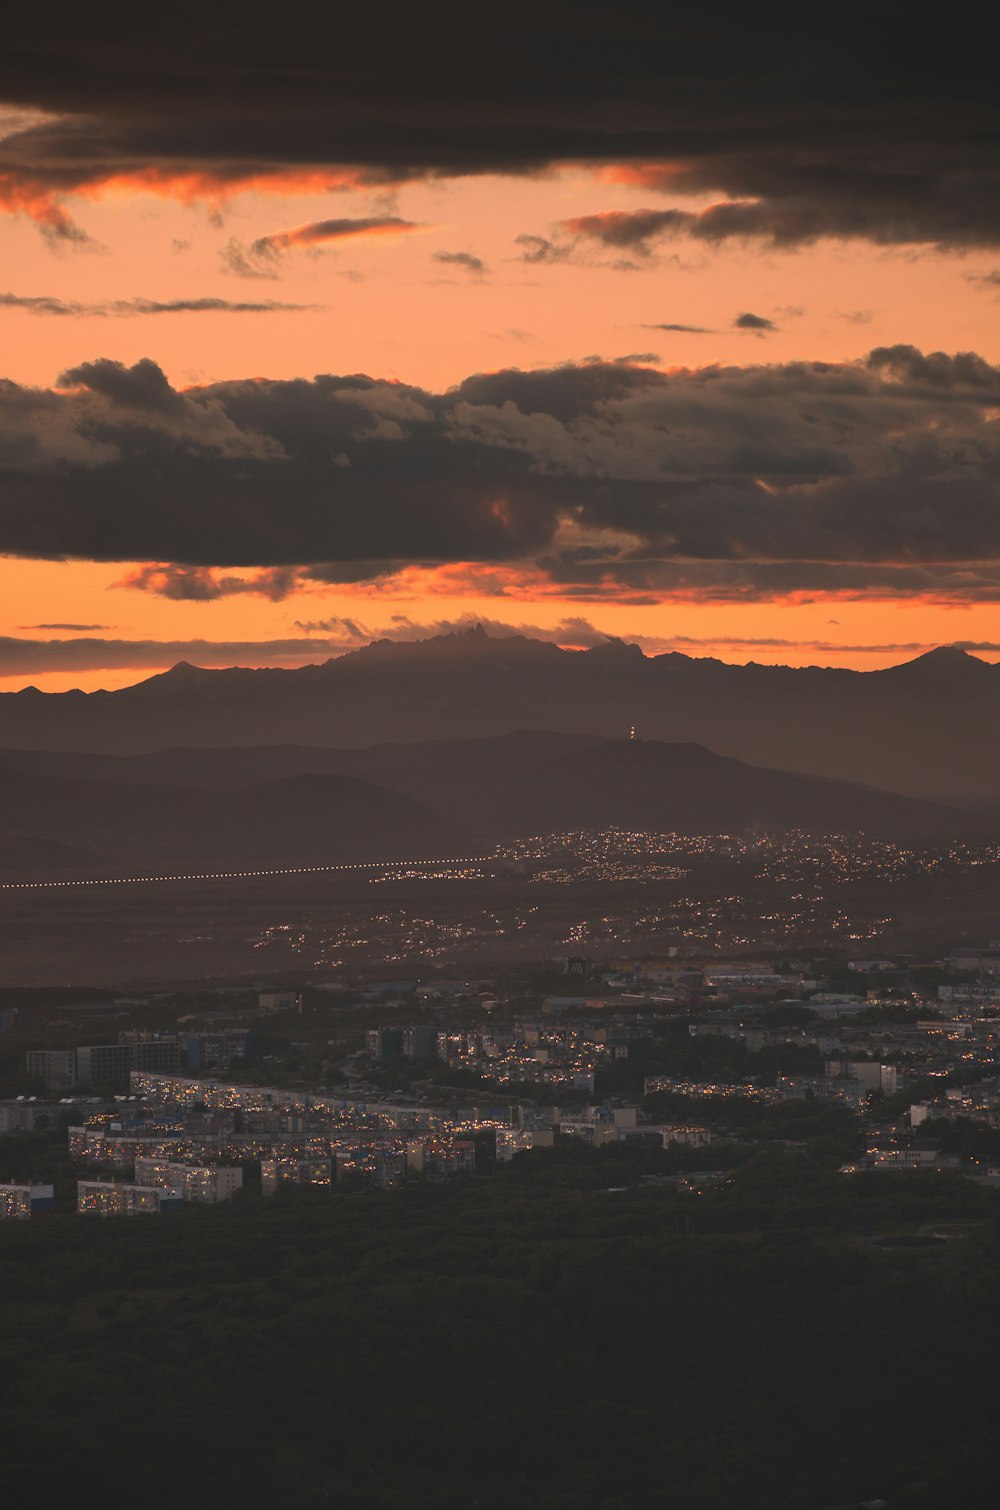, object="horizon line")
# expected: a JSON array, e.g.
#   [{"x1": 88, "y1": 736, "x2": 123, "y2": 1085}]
[{"x1": 2, "y1": 631, "x2": 997, "y2": 697}]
